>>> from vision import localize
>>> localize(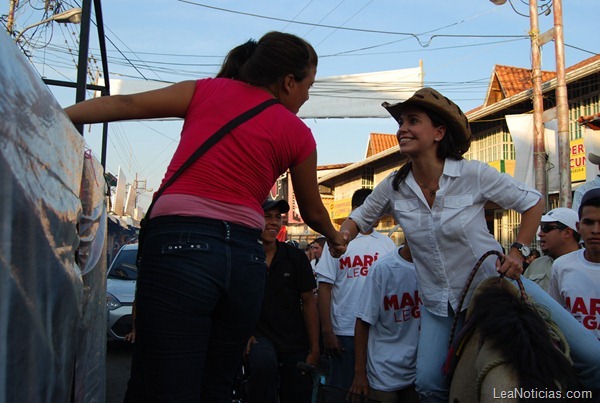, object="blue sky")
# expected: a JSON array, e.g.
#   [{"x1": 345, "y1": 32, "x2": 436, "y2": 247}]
[{"x1": 4, "y1": 0, "x2": 597, "y2": 209}]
